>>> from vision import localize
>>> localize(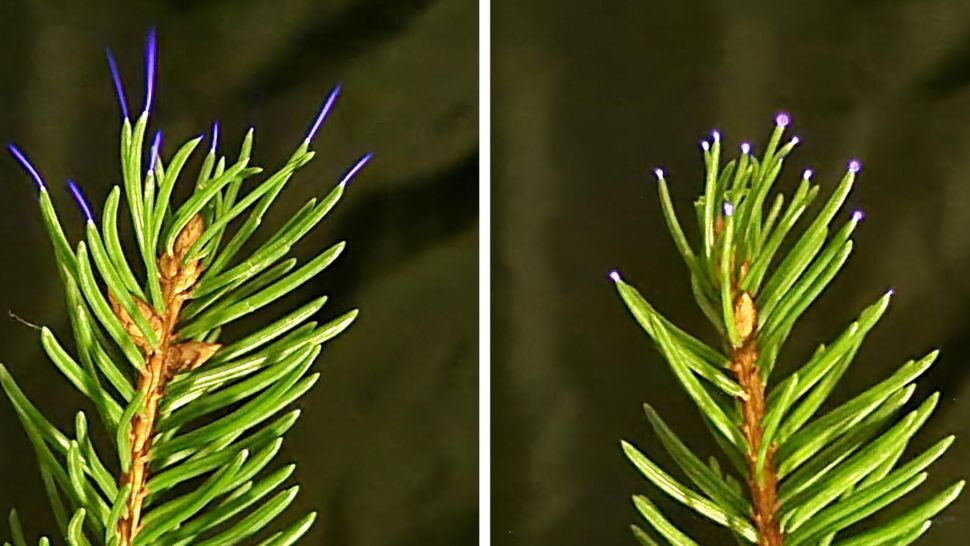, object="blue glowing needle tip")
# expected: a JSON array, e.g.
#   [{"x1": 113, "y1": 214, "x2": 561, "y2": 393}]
[
  {"x1": 67, "y1": 180, "x2": 94, "y2": 223},
  {"x1": 338, "y1": 152, "x2": 374, "y2": 187},
  {"x1": 149, "y1": 130, "x2": 163, "y2": 171},
  {"x1": 8, "y1": 144, "x2": 46, "y2": 191},
  {"x1": 305, "y1": 83, "x2": 342, "y2": 143},
  {"x1": 105, "y1": 48, "x2": 130, "y2": 120},
  {"x1": 144, "y1": 27, "x2": 157, "y2": 115},
  {"x1": 211, "y1": 121, "x2": 219, "y2": 153}
]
